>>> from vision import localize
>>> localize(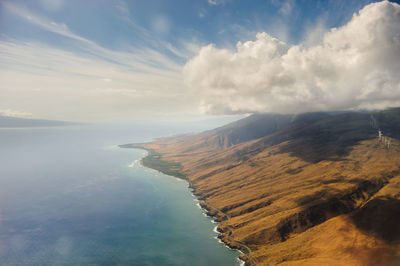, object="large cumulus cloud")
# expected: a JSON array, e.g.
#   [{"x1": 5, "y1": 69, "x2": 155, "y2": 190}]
[{"x1": 183, "y1": 1, "x2": 400, "y2": 114}]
